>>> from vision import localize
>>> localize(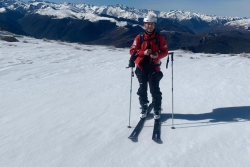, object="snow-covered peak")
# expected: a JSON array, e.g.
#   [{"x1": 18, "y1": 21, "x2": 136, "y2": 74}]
[
  {"x1": 158, "y1": 10, "x2": 239, "y2": 22},
  {"x1": 0, "y1": 7, "x2": 6, "y2": 13},
  {"x1": 0, "y1": 0, "x2": 26, "y2": 9},
  {"x1": 225, "y1": 18, "x2": 250, "y2": 29}
]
